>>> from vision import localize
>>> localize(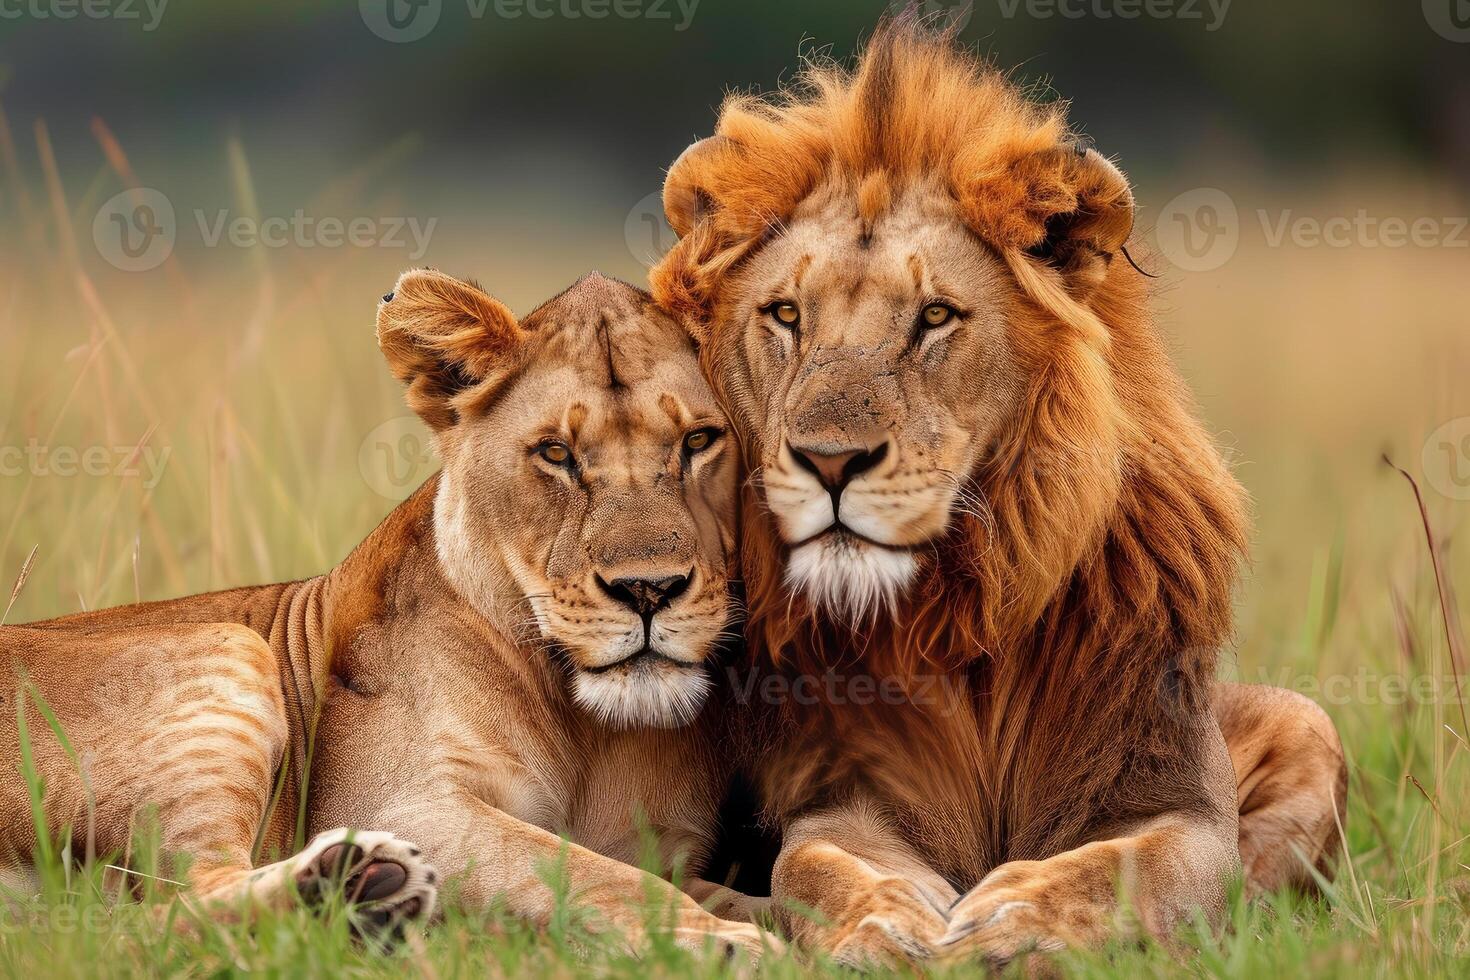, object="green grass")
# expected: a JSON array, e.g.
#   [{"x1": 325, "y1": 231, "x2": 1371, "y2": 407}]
[{"x1": 1, "y1": 115, "x2": 1468, "y2": 976}]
